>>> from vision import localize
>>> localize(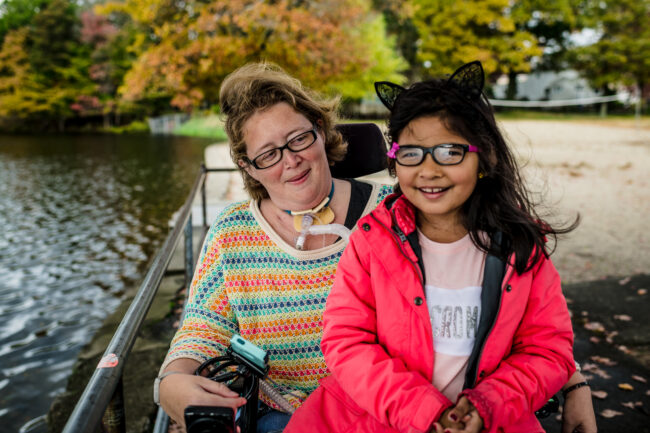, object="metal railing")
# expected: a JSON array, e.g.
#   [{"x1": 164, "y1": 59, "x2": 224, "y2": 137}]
[{"x1": 62, "y1": 165, "x2": 236, "y2": 433}]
